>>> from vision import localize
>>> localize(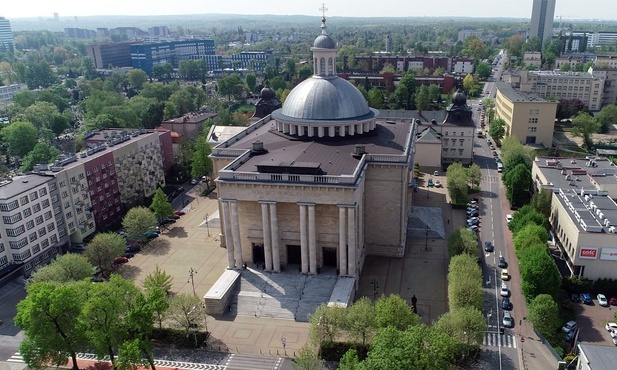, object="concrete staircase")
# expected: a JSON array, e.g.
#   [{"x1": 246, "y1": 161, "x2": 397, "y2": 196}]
[{"x1": 230, "y1": 267, "x2": 337, "y2": 322}]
